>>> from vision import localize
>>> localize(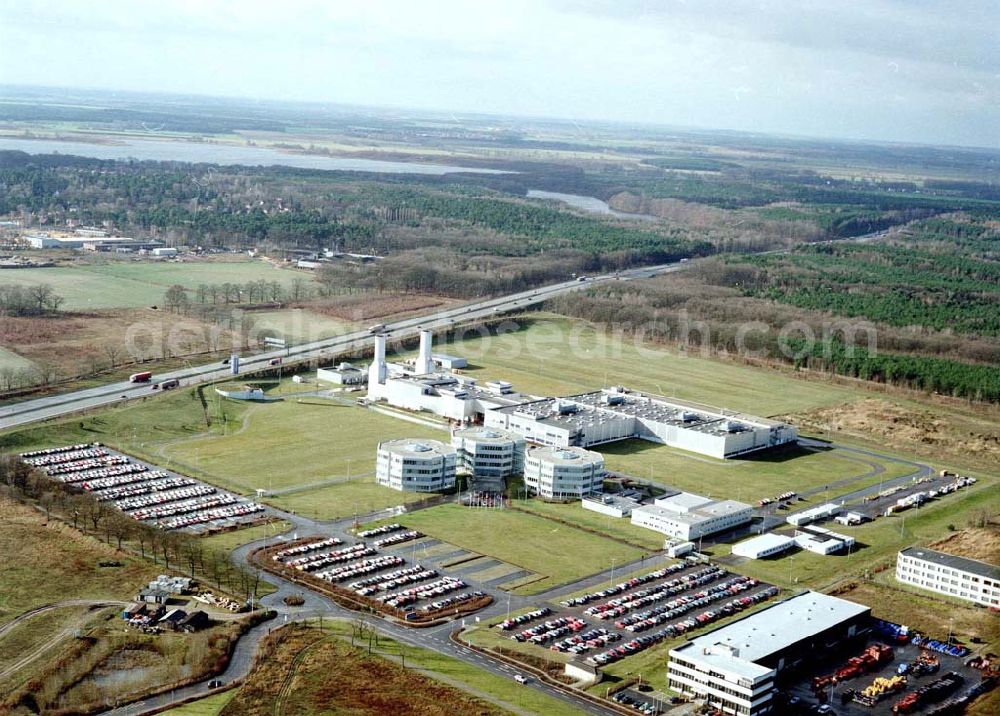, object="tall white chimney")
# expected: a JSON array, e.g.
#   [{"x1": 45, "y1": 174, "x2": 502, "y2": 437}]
[
  {"x1": 368, "y1": 333, "x2": 387, "y2": 393},
  {"x1": 418, "y1": 329, "x2": 434, "y2": 374}
]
